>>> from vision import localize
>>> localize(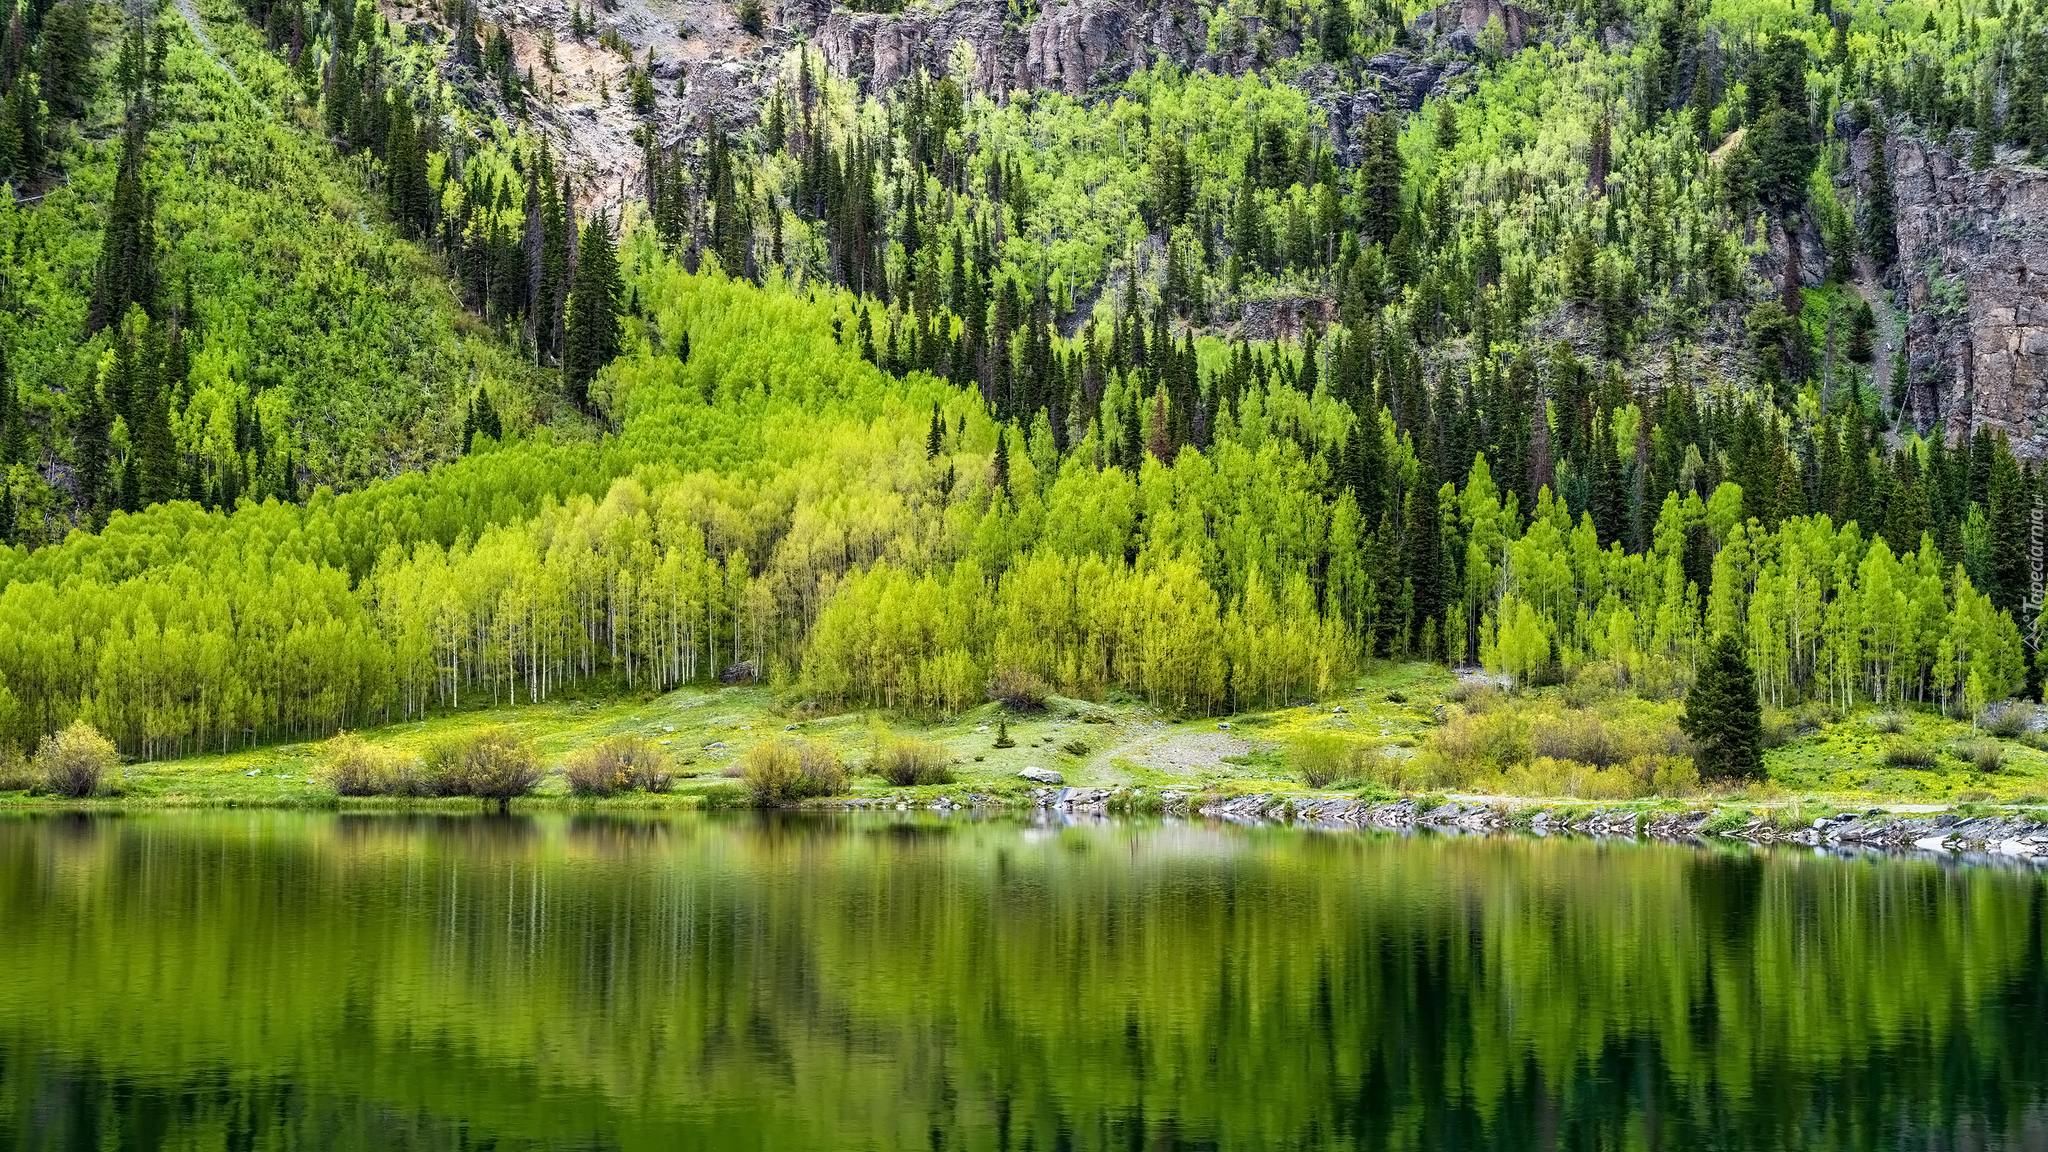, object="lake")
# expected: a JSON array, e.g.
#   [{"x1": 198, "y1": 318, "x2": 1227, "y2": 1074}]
[{"x1": 0, "y1": 811, "x2": 2041, "y2": 1150}]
